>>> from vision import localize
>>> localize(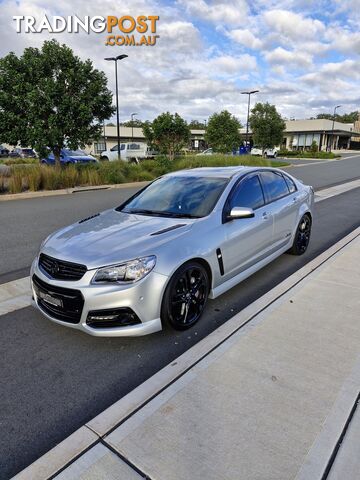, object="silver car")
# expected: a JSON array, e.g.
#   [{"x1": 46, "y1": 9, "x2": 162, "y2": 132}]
[{"x1": 31, "y1": 167, "x2": 314, "y2": 337}]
